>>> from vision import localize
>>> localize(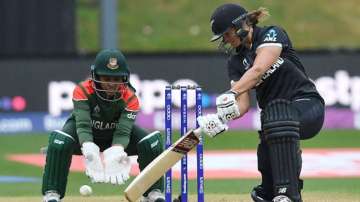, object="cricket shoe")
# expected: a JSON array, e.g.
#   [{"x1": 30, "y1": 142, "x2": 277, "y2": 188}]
[
  {"x1": 272, "y1": 195, "x2": 292, "y2": 202},
  {"x1": 251, "y1": 185, "x2": 272, "y2": 202},
  {"x1": 43, "y1": 190, "x2": 61, "y2": 202},
  {"x1": 140, "y1": 189, "x2": 165, "y2": 202}
]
